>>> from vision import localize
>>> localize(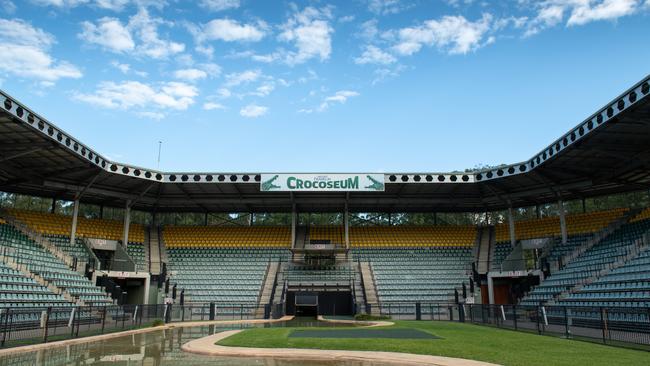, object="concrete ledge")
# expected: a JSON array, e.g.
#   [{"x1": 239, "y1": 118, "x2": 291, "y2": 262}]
[
  {"x1": 317, "y1": 315, "x2": 394, "y2": 327},
  {"x1": 0, "y1": 316, "x2": 294, "y2": 357},
  {"x1": 182, "y1": 329, "x2": 501, "y2": 366}
]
